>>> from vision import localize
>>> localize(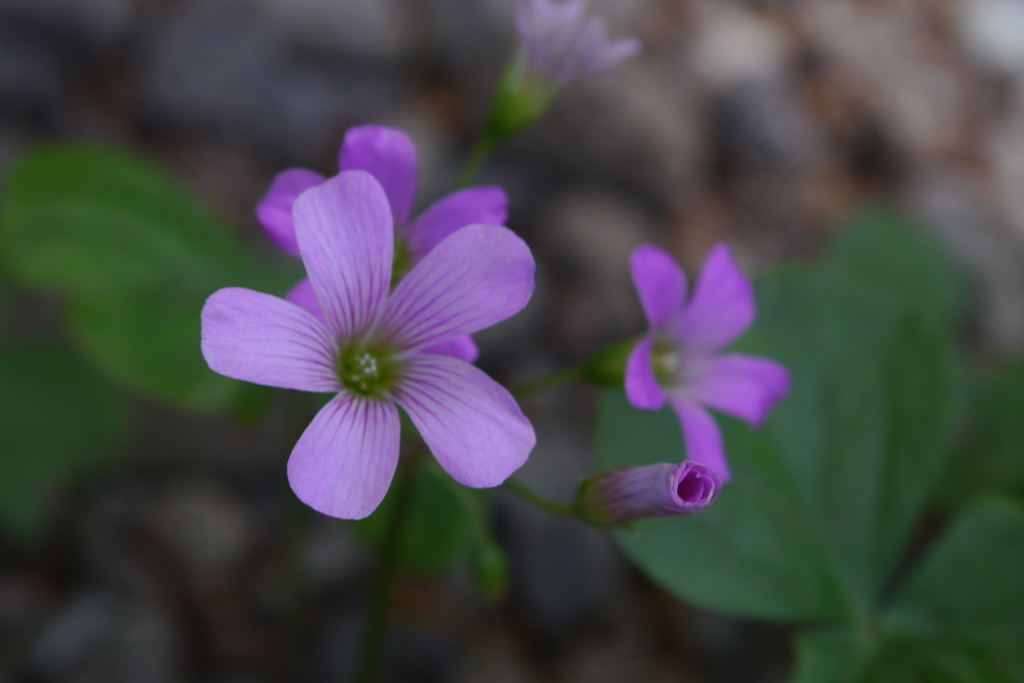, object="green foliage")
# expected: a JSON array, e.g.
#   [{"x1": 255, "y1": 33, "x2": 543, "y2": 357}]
[
  {"x1": 0, "y1": 343, "x2": 130, "y2": 539},
  {"x1": 0, "y1": 144, "x2": 286, "y2": 411},
  {"x1": 354, "y1": 465, "x2": 476, "y2": 575}
]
